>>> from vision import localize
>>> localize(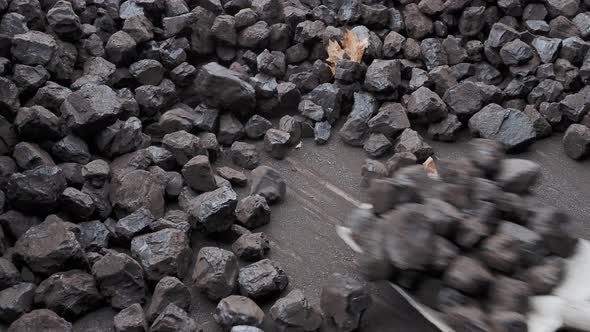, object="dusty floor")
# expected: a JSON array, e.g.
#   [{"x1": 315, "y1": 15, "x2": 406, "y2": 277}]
[{"x1": 65, "y1": 128, "x2": 590, "y2": 332}]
